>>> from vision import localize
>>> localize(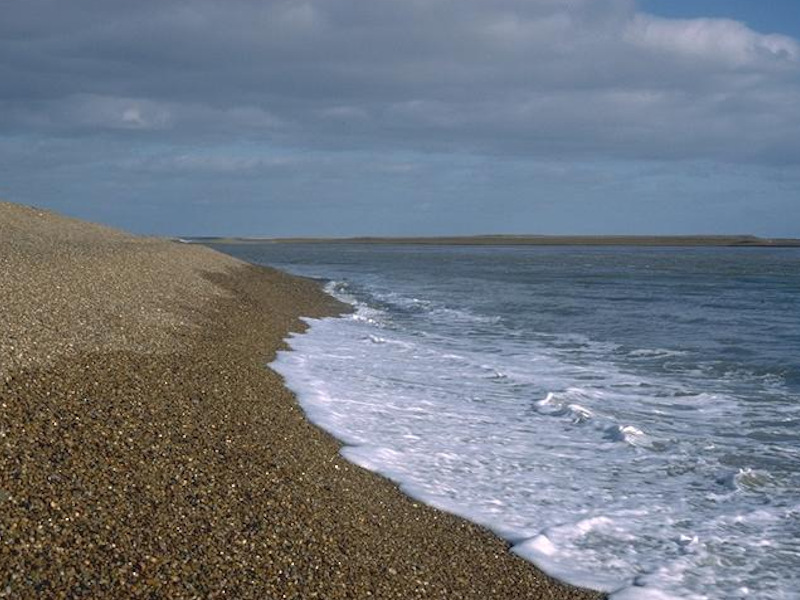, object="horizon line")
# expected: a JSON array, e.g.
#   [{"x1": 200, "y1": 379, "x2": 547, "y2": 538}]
[{"x1": 177, "y1": 233, "x2": 800, "y2": 247}]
